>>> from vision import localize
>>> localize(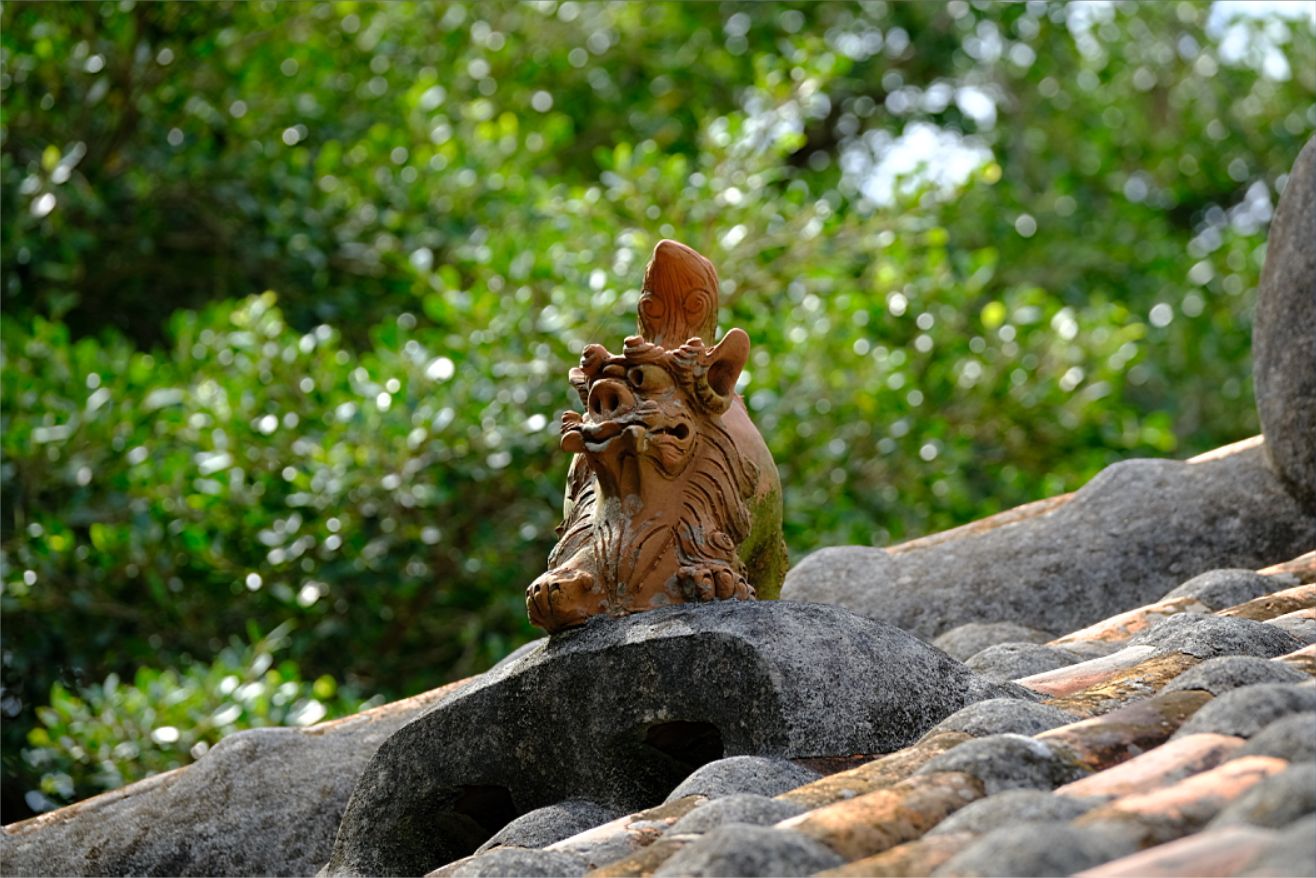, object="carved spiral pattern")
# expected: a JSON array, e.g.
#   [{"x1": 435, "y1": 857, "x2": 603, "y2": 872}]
[
  {"x1": 638, "y1": 240, "x2": 720, "y2": 346},
  {"x1": 639, "y1": 287, "x2": 716, "y2": 348}
]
